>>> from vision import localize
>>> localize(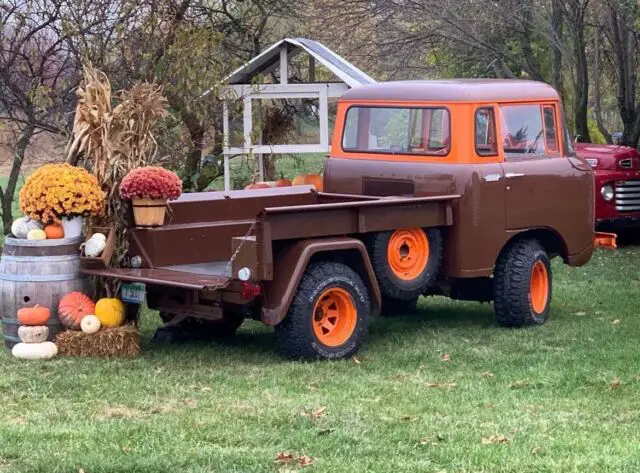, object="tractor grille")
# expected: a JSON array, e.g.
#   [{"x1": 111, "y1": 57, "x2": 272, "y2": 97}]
[{"x1": 615, "y1": 180, "x2": 640, "y2": 212}]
